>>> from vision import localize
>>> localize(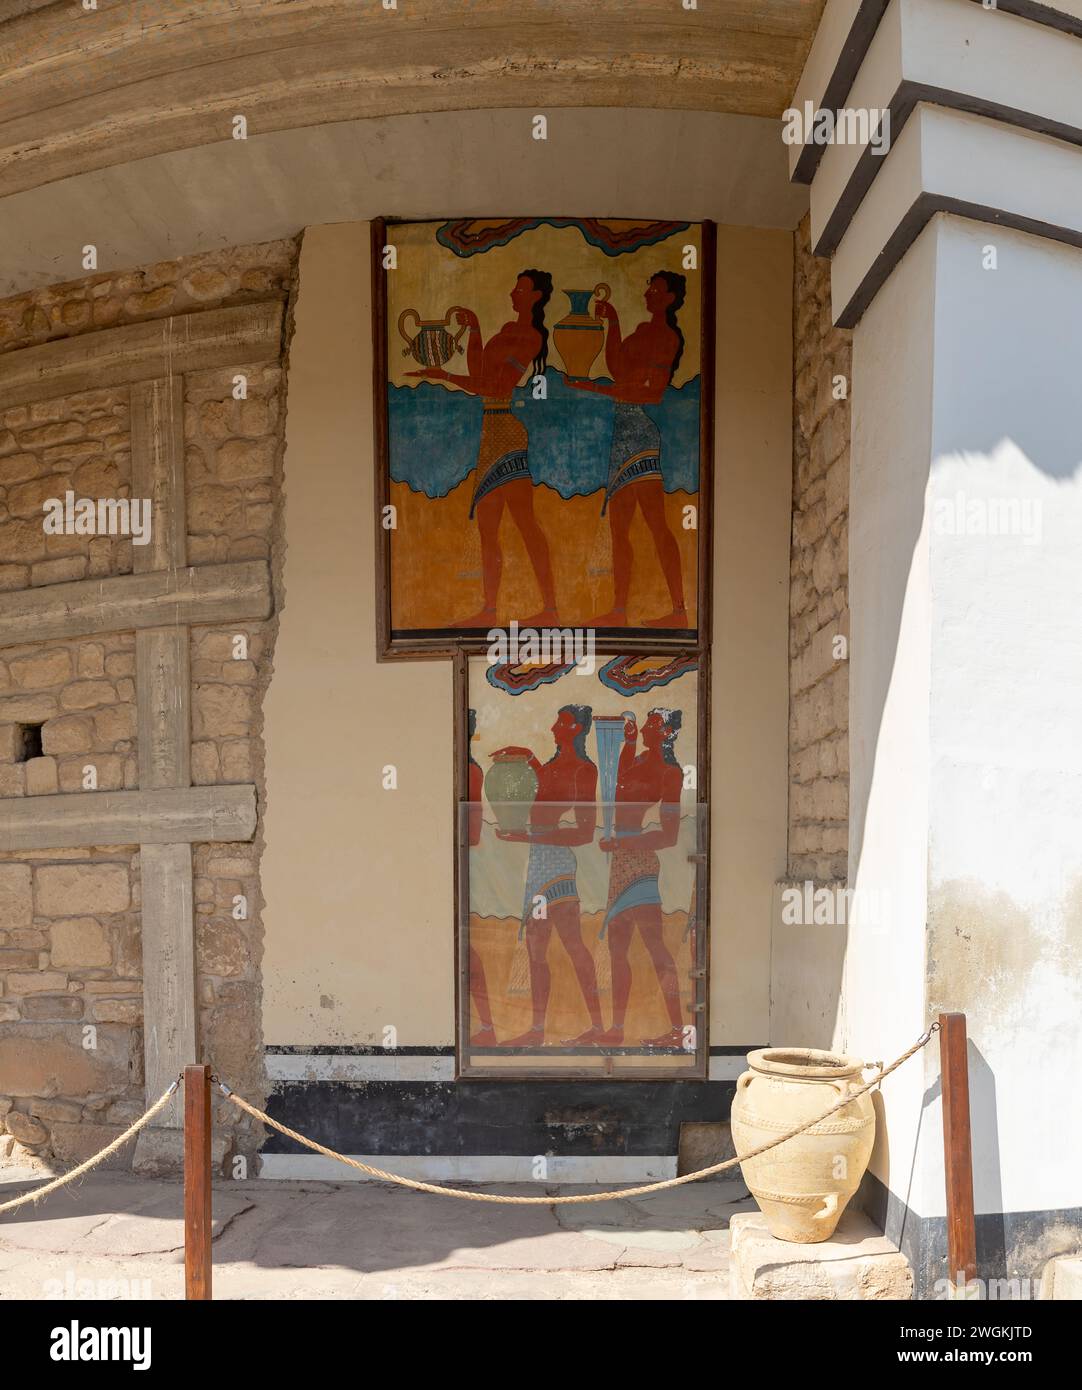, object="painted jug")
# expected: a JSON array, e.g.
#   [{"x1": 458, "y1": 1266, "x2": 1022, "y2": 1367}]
[
  {"x1": 552, "y1": 283, "x2": 611, "y2": 380},
  {"x1": 398, "y1": 306, "x2": 470, "y2": 368},
  {"x1": 731, "y1": 1047, "x2": 875, "y2": 1243},
  {"x1": 483, "y1": 752, "x2": 538, "y2": 835}
]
